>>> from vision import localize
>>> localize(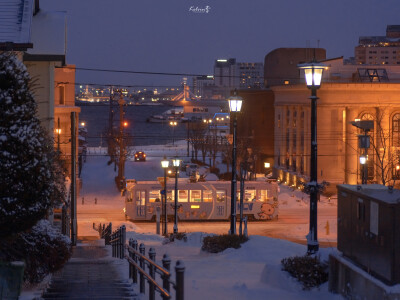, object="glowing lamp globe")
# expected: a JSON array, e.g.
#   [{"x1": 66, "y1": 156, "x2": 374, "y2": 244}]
[{"x1": 298, "y1": 62, "x2": 326, "y2": 89}]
